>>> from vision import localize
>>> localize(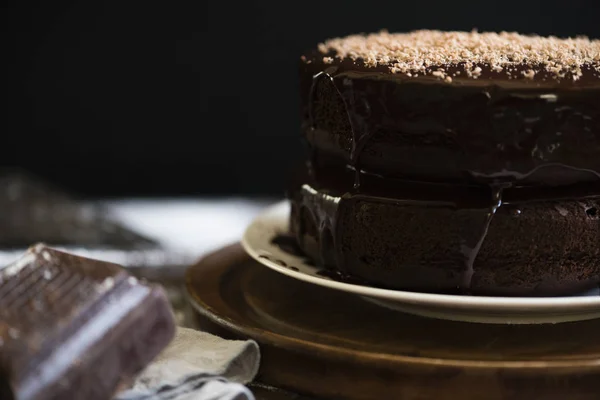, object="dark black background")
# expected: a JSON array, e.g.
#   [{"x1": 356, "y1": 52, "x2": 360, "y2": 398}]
[{"x1": 5, "y1": 0, "x2": 600, "y2": 197}]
